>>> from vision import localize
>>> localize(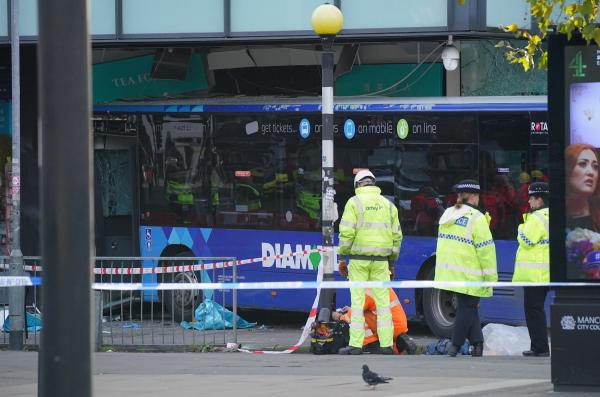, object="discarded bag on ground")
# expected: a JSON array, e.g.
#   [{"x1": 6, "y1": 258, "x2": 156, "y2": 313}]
[
  {"x1": 180, "y1": 298, "x2": 255, "y2": 330},
  {"x1": 310, "y1": 321, "x2": 349, "y2": 355},
  {"x1": 482, "y1": 323, "x2": 530, "y2": 356}
]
